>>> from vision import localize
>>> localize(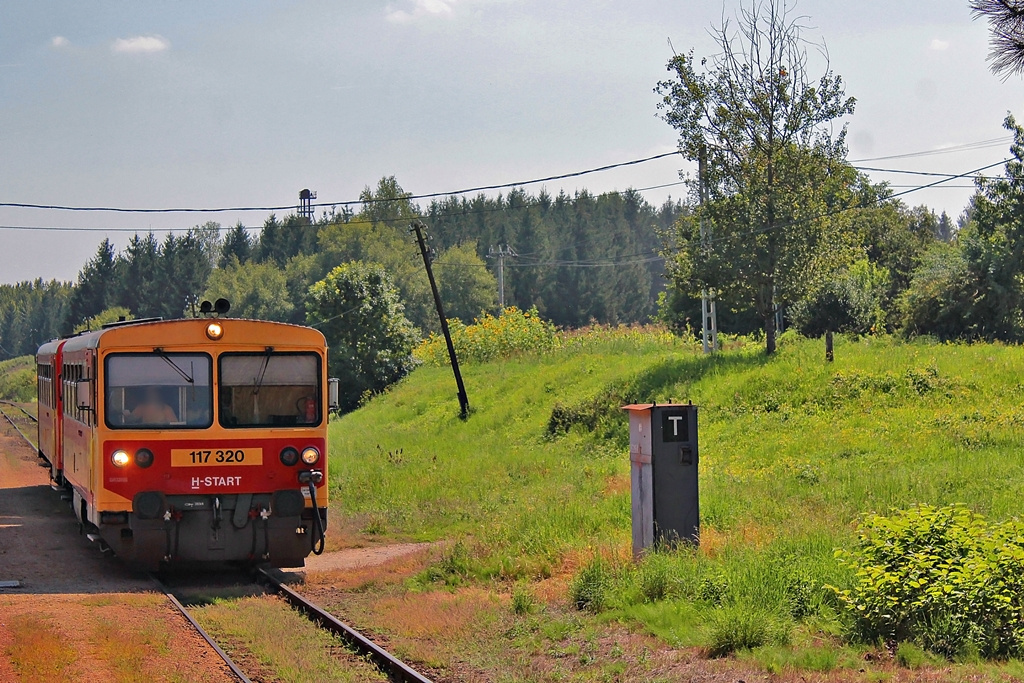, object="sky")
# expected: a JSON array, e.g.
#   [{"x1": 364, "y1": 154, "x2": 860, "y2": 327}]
[{"x1": 0, "y1": 0, "x2": 1021, "y2": 284}]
